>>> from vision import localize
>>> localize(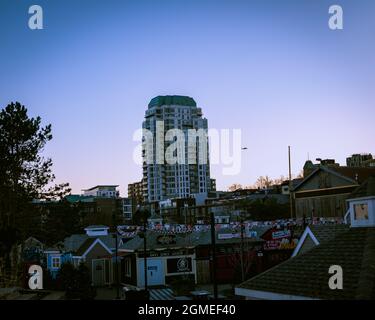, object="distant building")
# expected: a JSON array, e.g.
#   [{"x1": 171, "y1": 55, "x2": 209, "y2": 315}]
[
  {"x1": 142, "y1": 95, "x2": 211, "y2": 202},
  {"x1": 128, "y1": 181, "x2": 144, "y2": 204},
  {"x1": 127, "y1": 181, "x2": 144, "y2": 218},
  {"x1": 66, "y1": 185, "x2": 123, "y2": 226},
  {"x1": 303, "y1": 159, "x2": 339, "y2": 178},
  {"x1": 280, "y1": 179, "x2": 304, "y2": 195},
  {"x1": 82, "y1": 185, "x2": 119, "y2": 198},
  {"x1": 210, "y1": 178, "x2": 217, "y2": 192},
  {"x1": 293, "y1": 163, "x2": 375, "y2": 219},
  {"x1": 122, "y1": 197, "x2": 133, "y2": 221},
  {"x1": 346, "y1": 153, "x2": 374, "y2": 167},
  {"x1": 158, "y1": 197, "x2": 196, "y2": 223}
]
